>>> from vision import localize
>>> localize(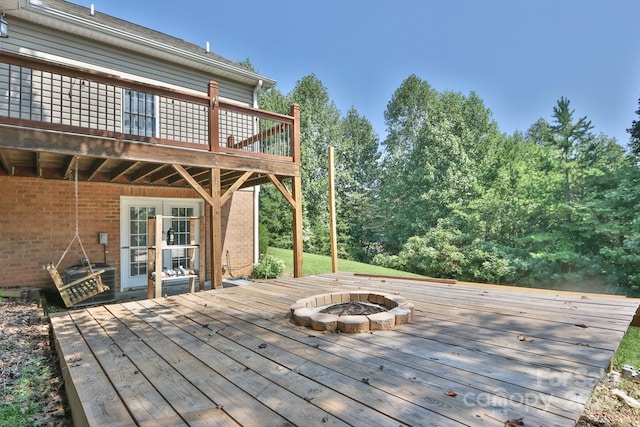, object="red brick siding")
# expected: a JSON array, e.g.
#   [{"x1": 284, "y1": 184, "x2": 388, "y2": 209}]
[
  {"x1": 221, "y1": 189, "x2": 255, "y2": 278},
  {"x1": 0, "y1": 176, "x2": 254, "y2": 291}
]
